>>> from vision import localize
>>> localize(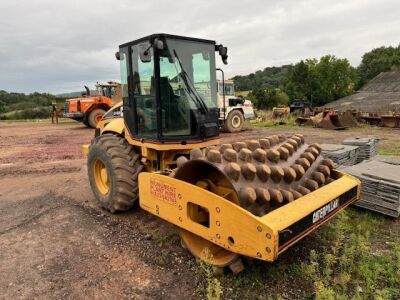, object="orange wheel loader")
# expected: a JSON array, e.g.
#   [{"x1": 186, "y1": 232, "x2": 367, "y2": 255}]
[{"x1": 64, "y1": 81, "x2": 121, "y2": 128}]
